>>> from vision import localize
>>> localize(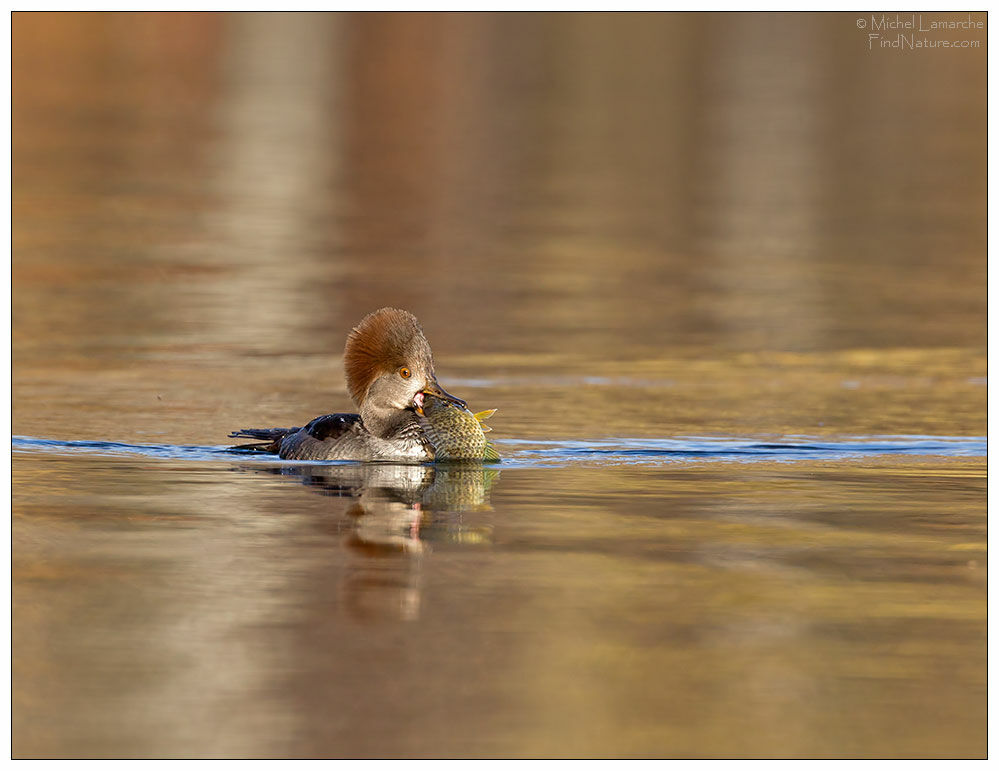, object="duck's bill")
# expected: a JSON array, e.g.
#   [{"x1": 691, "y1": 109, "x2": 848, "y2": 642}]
[{"x1": 416, "y1": 381, "x2": 467, "y2": 413}]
